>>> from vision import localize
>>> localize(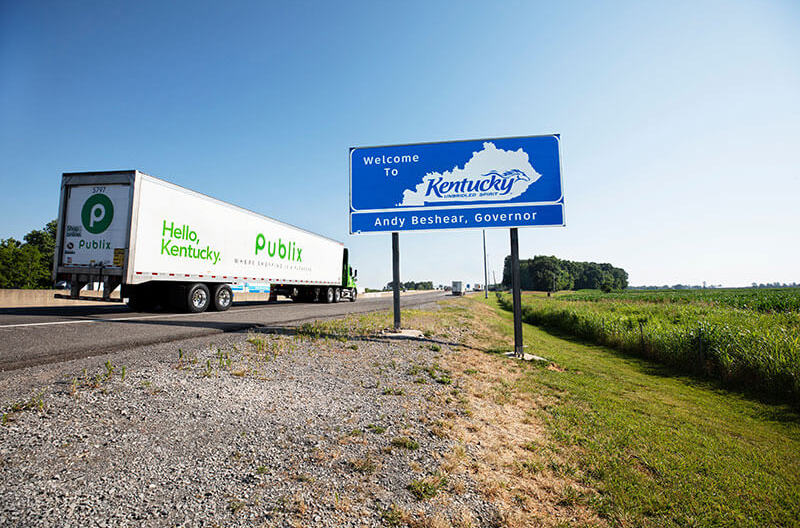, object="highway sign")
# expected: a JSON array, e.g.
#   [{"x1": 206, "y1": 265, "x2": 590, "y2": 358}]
[{"x1": 350, "y1": 135, "x2": 564, "y2": 234}]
